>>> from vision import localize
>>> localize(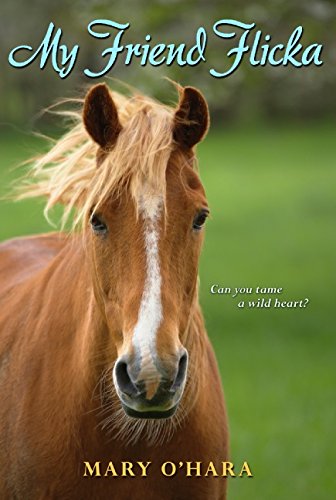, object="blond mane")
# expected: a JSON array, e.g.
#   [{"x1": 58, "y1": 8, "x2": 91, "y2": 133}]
[{"x1": 17, "y1": 87, "x2": 177, "y2": 229}]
